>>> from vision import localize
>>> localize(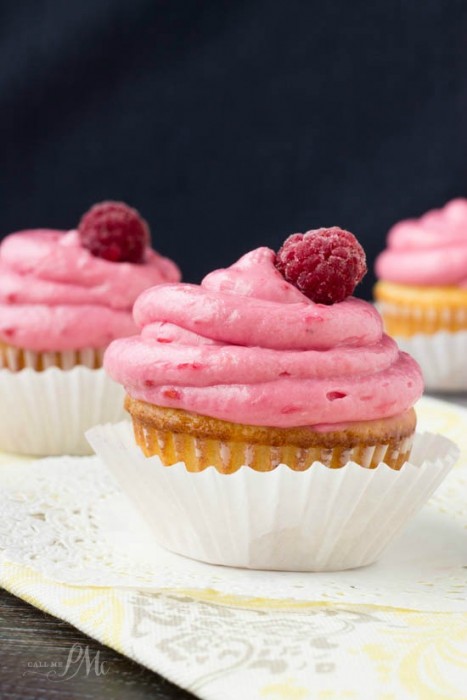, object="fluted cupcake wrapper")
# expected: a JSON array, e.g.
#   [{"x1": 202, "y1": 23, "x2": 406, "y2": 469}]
[
  {"x1": 87, "y1": 422, "x2": 458, "y2": 572},
  {"x1": 376, "y1": 297, "x2": 467, "y2": 336},
  {"x1": 132, "y1": 422, "x2": 414, "y2": 471},
  {"x1": 0, "y1": 344, "x2": 105, "y2": 371},
  {"x1": 395, "y1": 331, "x2": 467, "y2": 392},
  {"x1": 377, "y1": 300, "x2": 467, "y2": 391},
  {"x1": 0, "y1": 367, "x2": 127, "y2": 456}
]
